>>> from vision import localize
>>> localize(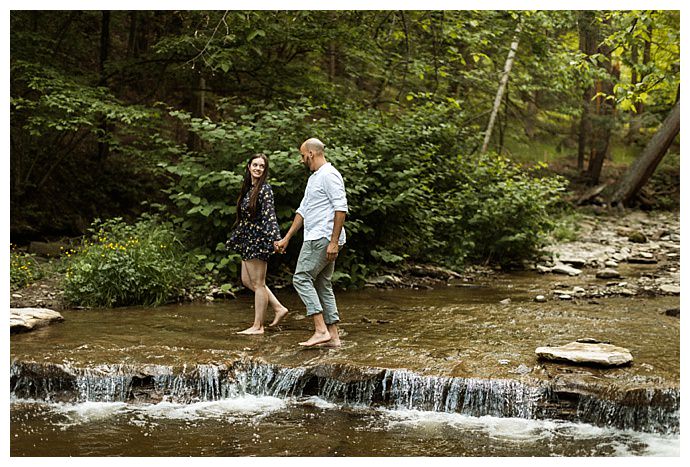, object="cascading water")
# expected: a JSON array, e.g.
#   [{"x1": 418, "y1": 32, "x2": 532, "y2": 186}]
[{"x1": 10, "y1": 358, "x2": 679, "y2": 435}]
